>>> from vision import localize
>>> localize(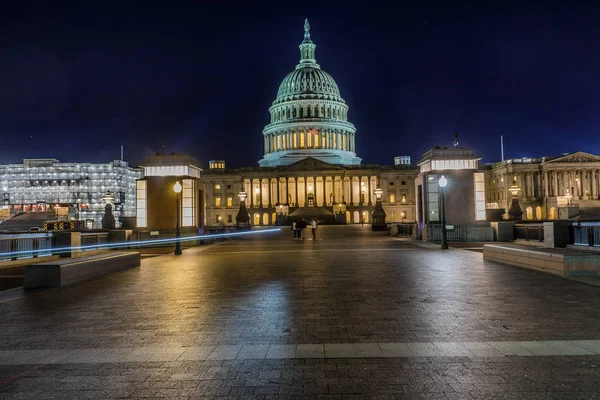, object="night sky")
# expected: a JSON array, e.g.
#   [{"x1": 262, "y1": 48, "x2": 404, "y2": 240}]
[{"x1": 1, "y1": 2, "x2": 599, "y2": 168}]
